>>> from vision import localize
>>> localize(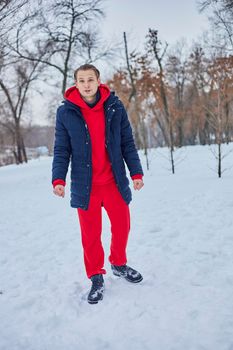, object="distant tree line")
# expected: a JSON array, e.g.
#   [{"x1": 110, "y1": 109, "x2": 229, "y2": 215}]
[
  {"x1": 109, "y1": 33, "x2": 233, "y2": 147},
  {"x1": 108, "y1": 11, "x2": 233, "y2": 175}
]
